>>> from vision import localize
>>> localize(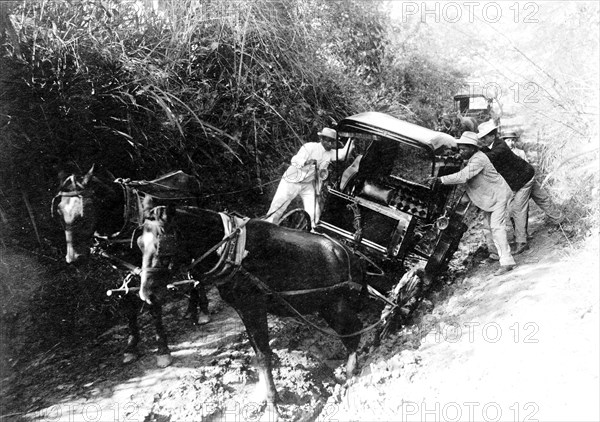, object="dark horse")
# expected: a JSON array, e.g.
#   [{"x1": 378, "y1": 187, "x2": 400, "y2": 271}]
[
  {"x1": 437, "y1": 112, "x2": 479, "y2": 138},
  {"x1": 54, "y1": 166, "x2": 210, "y2": 366},
  {"x1": 138, "y1": 205, "x2": 367, "y2": 407}
]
